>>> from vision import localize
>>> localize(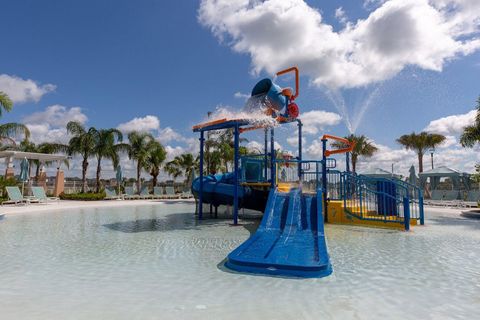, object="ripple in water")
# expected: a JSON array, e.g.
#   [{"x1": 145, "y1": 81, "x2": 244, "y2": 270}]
[{"x1": 0, "y1": 204, "x2": 479, "y2": 319}]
